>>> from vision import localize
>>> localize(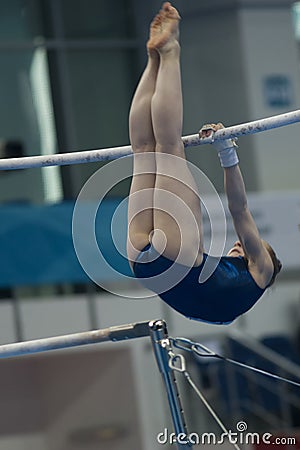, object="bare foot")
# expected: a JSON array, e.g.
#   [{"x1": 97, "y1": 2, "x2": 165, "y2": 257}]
[
  {"x1": 147, "y1": 2, "x2": 181, "y2": 52},
  {"x1": 147, "y1": 13, "x2": 162, "y2": 56}
]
